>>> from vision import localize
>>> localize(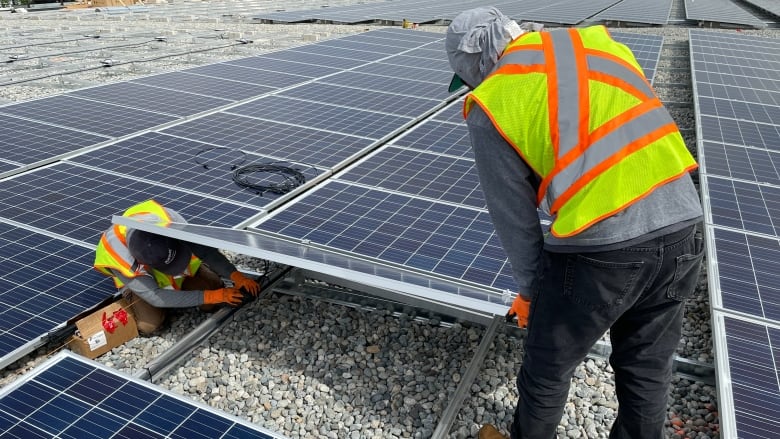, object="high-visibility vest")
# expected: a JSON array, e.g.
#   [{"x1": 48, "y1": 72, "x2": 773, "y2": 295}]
[
  {"x1": 94, "y1": 199, "x2": 201, "y2": 289},
  {"x1": 465, "y1": 26, "x2": 698, "y2": 237}
]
